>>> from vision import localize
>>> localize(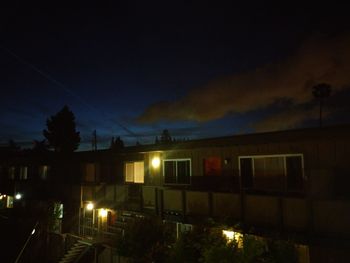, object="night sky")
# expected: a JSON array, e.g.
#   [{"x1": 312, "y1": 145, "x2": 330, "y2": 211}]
[{"x1": 1, "y1": 3, "x2": 350, "y2": 150}]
